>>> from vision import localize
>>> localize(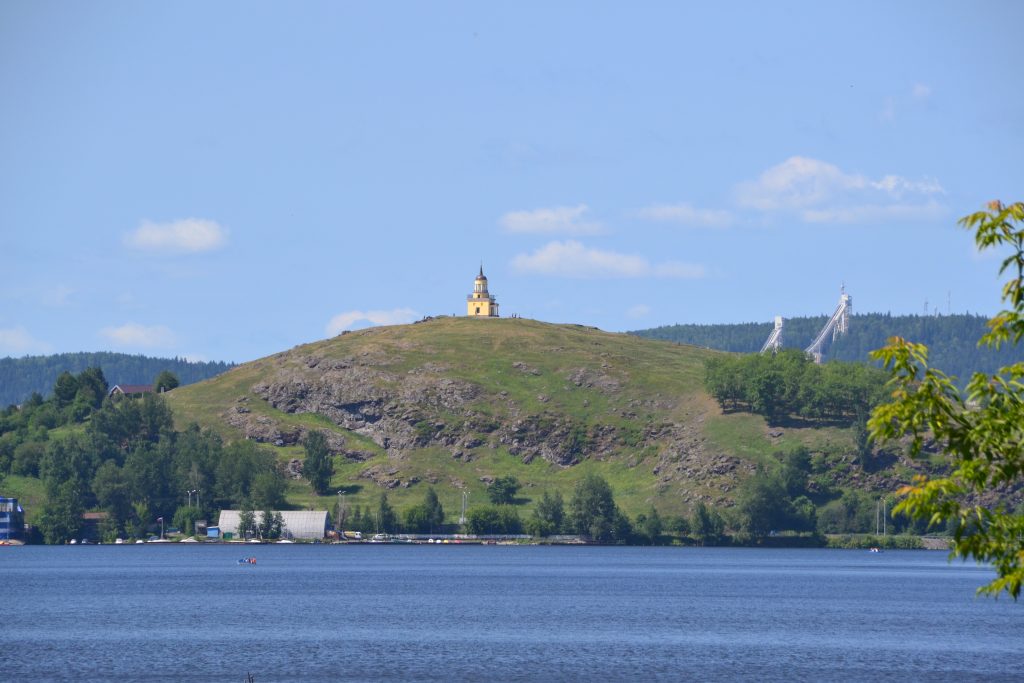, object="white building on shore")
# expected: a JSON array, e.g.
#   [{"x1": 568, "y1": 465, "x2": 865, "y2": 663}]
[{"x1": 217, "y1": 510, "x2": 330, "y2": 540}]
